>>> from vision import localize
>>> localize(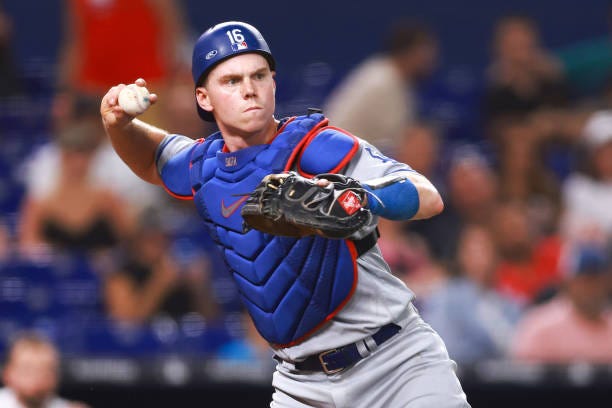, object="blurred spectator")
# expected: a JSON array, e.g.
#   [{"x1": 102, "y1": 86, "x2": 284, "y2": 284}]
[
  {"x1": 482, "y1": 11, "x2": 581, "y2": 188},
  {"x1": 20, "y1": 96, "x2": 162, "y2": 216},
  {"x1": 562, "y1": 110, "x2": 612, "y2": 243},
  {"x1": 377, "y1": 218, "x2": 446, "y2": 301},
  {"x1": 0, "y1": 333, "x2": 88, "y2": 408},
  {"x1": 216, "y1": 310, "x2": 273, "y2": 367},
  {"x1": 395, "y1": 122, "x2": 442, "y2": 178},
  {"x1": 511, "y1": 244, "x2": 612, "y2": 363},
  {"x1": 491, "y1": 200, "x2": 563, "y2": 305},
  {"x1": 18, "y1": 120, "x2": 133, "y2": 255},
  {"x1": 55, "y1": 0, "x2": 189, "y2": 128},
  {"x1": 104, "y1": 209, "x2": 218, "y2": 324},
  {"x1": 496, "y1": 120, "x2": 560, "y2": 203},
  {"x1": 324, "y1": 20, "x2": 438, "y2": 154},
  {"x1": 409, "y1": 147, "x2": 498, "y2": 263},
  {"x1": 483, "y1": 15, "x2": 570, "y2": 129},
  {"x1": 421, "y1": 225, "x2": 522, "y2": 365},
  {"x1": 495, "y1": 120, "x2": 561, "y2": 236}
]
